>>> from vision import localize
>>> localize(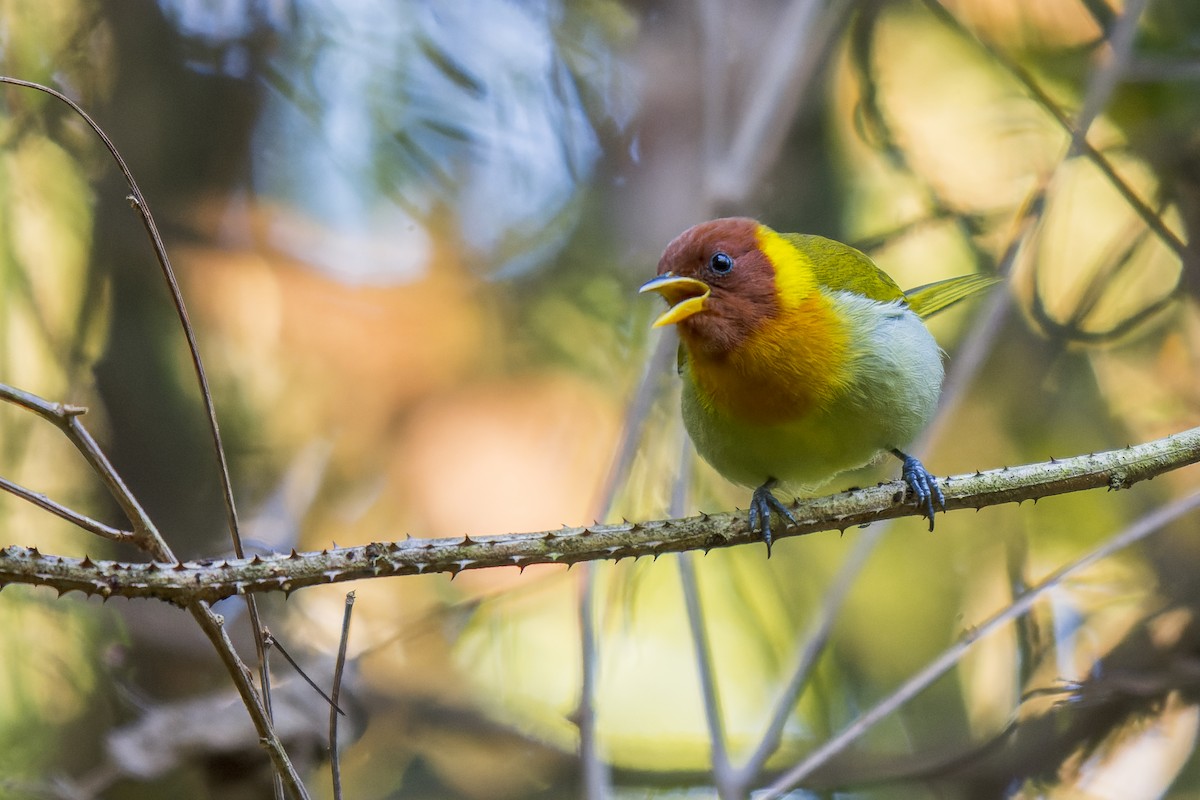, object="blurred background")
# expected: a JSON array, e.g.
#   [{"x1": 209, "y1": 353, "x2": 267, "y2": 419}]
[{"x1": 2, "y1": 0, "x2": 1200, "y2": 797}]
